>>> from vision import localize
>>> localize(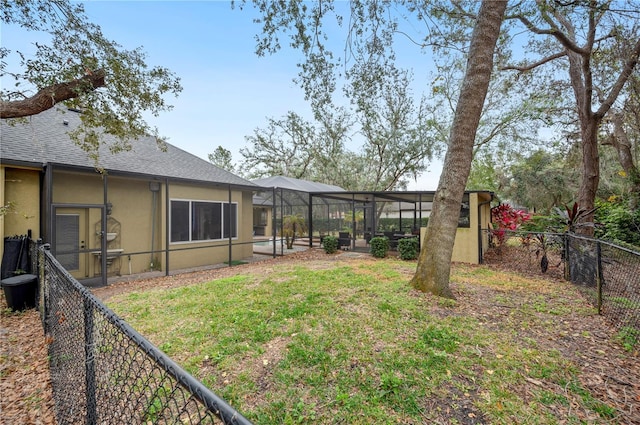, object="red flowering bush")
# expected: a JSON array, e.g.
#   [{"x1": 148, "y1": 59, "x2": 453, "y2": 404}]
[{"x1": 490, "y1": 204, "x2": 531, "y2": 246}]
